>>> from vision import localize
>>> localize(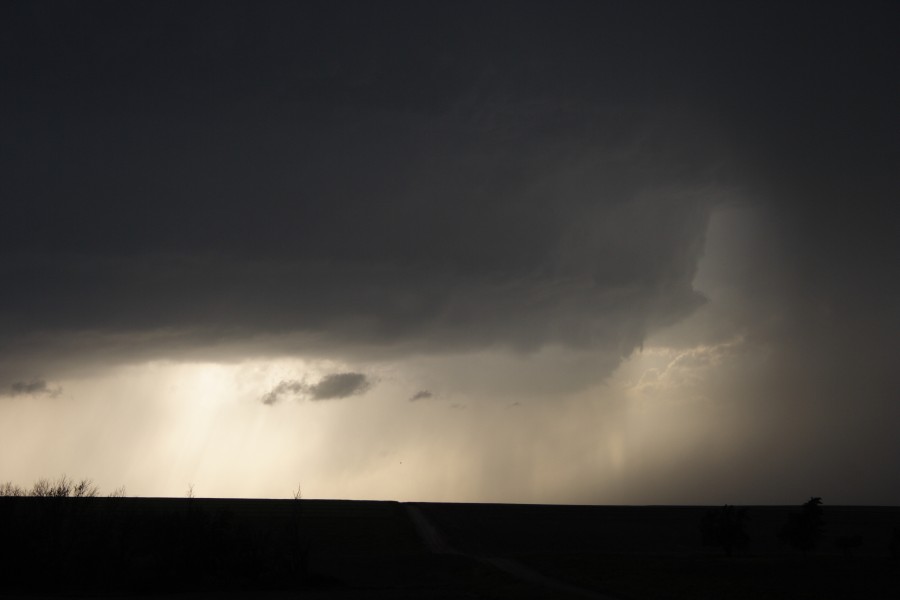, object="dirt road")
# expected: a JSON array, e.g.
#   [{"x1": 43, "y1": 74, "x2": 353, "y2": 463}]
[{"x1": 404, "y1": 503, "x2": 620, "y2": 600}]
